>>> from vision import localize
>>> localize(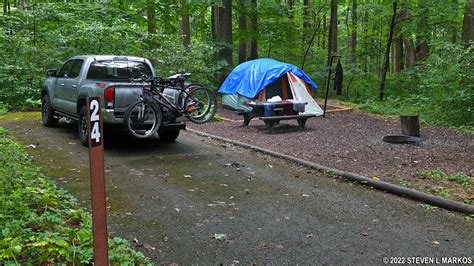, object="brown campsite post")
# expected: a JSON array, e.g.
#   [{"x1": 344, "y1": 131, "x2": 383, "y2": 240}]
[
  {"x1": 400, "y1": 114, "x2": 420, "y2": 137},
  {"x1": 86, "y1": 97, "x2": 109, "y2": 265}
]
